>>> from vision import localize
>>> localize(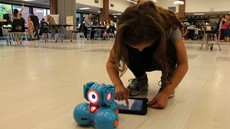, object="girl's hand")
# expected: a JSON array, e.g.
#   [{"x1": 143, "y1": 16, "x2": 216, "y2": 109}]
[
  {"x1": 147, "y1": 92, "x2": 169, "y2": 109},
  {"x1": 115, "y1": 84, "x2": 129, "y2": 106}
]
